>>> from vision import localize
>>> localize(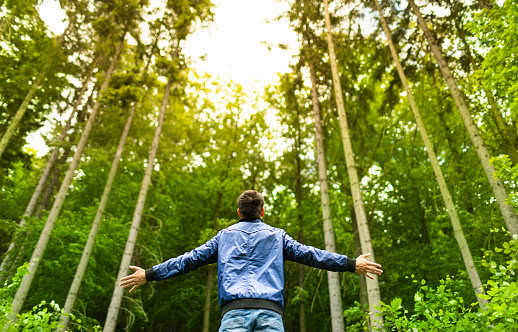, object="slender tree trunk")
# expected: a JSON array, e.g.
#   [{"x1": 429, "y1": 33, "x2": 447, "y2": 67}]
[
  {"x1": 351, "y1": 210, "x2": 368, "y2": 318},
  {"x1": 0, "y1": 16, "x2": 74, "y2": 159},
  {"x1": 203, "y1": 150, "x2": 237, "y2": 332},
  {"x1": 35, "y1": 151, "x2": 67, "y2": 218},
  {"x1": 202, "y1": 265, "x2": 215, "y2": 332},
  {"x1": 296, "y1": 163, "x2": 306, "y2": 332},
  {"x1": 408, "y1": 0, "x2": 518, "y2": 237},
  {"x1": 103, "y1": 74, "x2": 173, "y2": 332},
  {"x1": 322, "y1": 0, "x2": 383, "y2": 328},
  {"x1": 9, "y1": 36, "x2": 125, "y2": 321},
  {"x1": 308, "y1": 61, "x2": 345, "y2": 332},
  {"x1": 374, "y1": 0, "x2": 488, "y2": 308},
  {"x1": 451, "y1": 17, "x2": 518, "y2": 164},
  {"x1": 58, "y1": 100, "x2": 138, "y2": 331},
  {"x1": 0, "y1": 11, "x2": 14, "y2": 36},
  {"x1": 0, "y1": 62, "x2": 96, "y2": 279},
  {"x1": 294, "y1": 109, "x2": 306, "y2": 332},
  {"x1": 0, "y1": 75, "x2": 44, "y2": 159}
]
